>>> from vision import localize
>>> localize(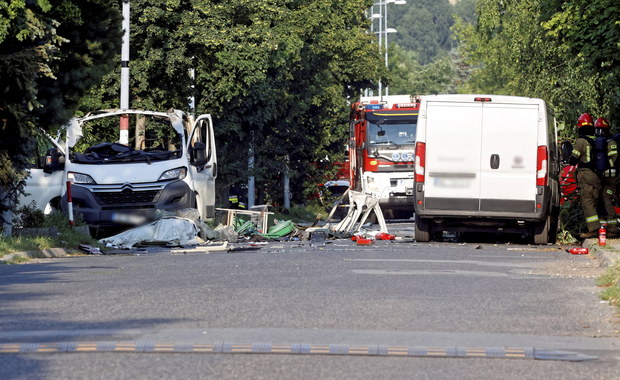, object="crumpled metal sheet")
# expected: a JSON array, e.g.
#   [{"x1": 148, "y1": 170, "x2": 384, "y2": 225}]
[{"x1": 99, "y1": 217, "x2": 200, "y2": 248}]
